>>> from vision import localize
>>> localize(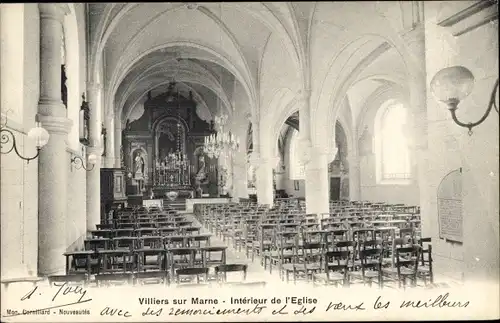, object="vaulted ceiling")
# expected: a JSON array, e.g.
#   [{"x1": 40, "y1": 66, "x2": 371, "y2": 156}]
[
  {"x1": 88, "y1": 2, "x2": 310, "y2": 125},
  {"x1": 87, "y1": 2, "x2": 418, "y2": 132}
]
